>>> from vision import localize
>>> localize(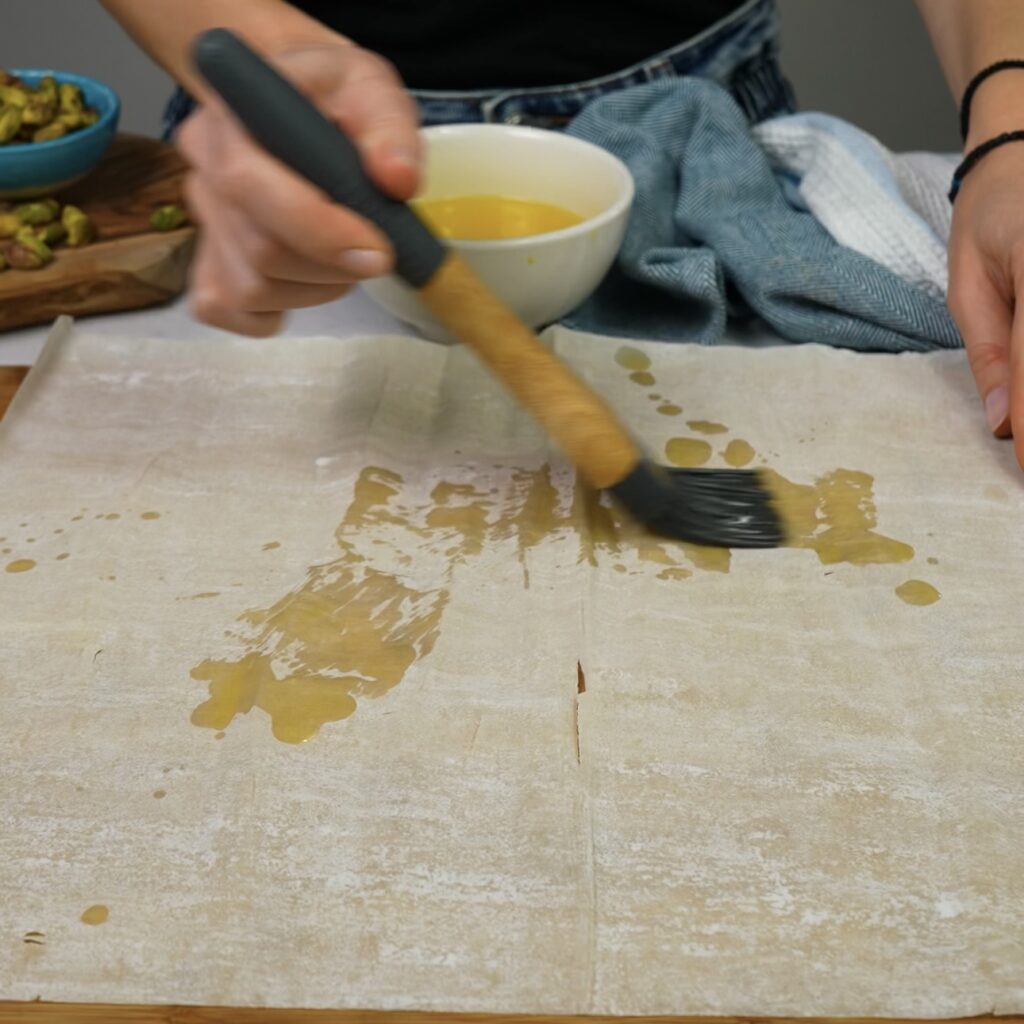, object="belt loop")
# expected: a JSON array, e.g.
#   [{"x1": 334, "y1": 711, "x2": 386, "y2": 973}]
[
  {"x1": 644, "y1": 57, "x2": 675, "y2": 81},
  {"x1": 483, "y1": 92, "x2": 517, "y2": 124}
]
